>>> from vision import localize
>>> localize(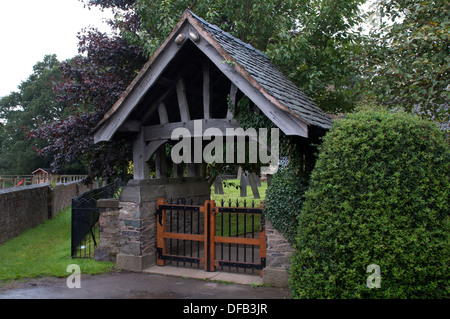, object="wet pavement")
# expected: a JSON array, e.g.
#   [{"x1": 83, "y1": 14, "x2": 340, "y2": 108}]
[{"x1": 0, "y1": 270, "x2": 290, "y2": 299}]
